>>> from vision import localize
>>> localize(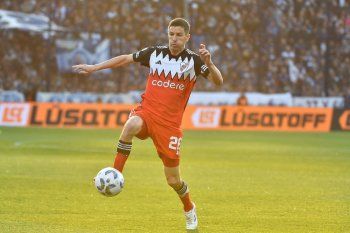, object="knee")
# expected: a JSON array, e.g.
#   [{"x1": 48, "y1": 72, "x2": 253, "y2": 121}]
[
  {"x1": 166, "y1": 176, "x2": 182, "y2": 189},
  {"x1": 123, "y1": 117, "x2": 143, "y2": 137}
]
